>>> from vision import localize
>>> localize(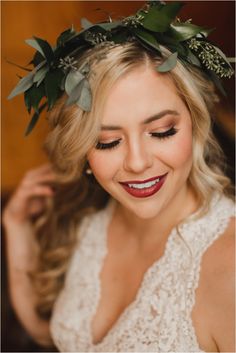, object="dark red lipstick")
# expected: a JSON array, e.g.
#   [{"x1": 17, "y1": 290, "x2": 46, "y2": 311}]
[{"x1": 119, "y1": 173, "x2": 168, "y2": 198}]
